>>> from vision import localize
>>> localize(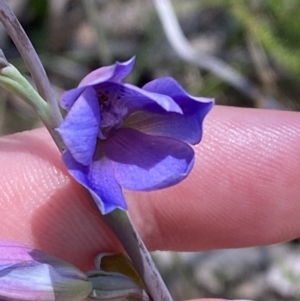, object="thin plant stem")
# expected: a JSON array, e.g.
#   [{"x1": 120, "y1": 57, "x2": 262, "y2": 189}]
[
  {"x1": 105, "y1": 209, "x2": 173, "y2": 301},
  {"x1": 0, "y1": 0, "x2": 65, "y2": 150}
]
